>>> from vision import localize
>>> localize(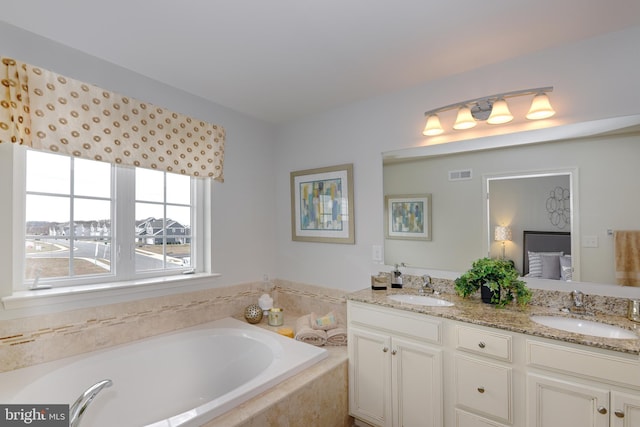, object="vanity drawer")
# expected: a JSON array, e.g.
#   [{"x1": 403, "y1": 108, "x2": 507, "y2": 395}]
[
  {"x1": 348, "y1": 301, "x2": 442, "y2": 344},
  {"x1": 455, "y1": 355, "x2": 512, "y2": 423},
  {"x1": 456, "y1": 325, "x2": 512, "y2": 362},
  {"x1": 527, "y1": 339, "x2": 640, "y2": 388}
]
